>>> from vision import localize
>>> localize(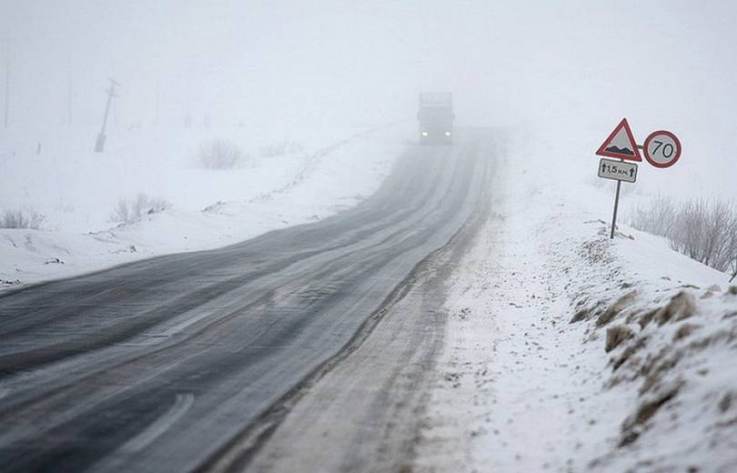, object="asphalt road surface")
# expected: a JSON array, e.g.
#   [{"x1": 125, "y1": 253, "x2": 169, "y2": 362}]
[{"x1": 0, "y1": 128, "x2": 497, "y2": 473}]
